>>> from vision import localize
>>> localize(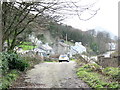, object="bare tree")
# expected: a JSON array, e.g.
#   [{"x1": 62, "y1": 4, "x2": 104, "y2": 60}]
[{"x1": 2, "y1": 0, "x2": 99, "y2": 51}]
